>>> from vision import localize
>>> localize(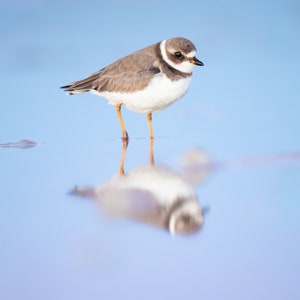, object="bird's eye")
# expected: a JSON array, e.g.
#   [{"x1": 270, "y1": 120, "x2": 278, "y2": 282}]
[
  {"x1": 182, "y1": 215, "x2": 191, "y2": 224},
  {"x1": 174, "y1": 51, "x2": 183, "y2": 59}
]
